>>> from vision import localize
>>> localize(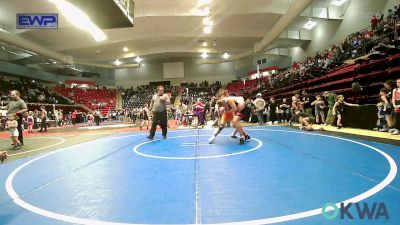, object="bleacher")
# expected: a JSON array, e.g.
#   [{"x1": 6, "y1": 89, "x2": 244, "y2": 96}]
[
  {"x1": 225, "y1": 12, "x2": 400, "y2": 104},
  {"x1": 263, "y1": 52, "x2": 400, "y2": 104},
  {"x1": 55, "y1": 87, "x2": 116, "y2": 115},
  {"x1": 0, "y1": 77, "x2": 72, "y2": 105}
]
